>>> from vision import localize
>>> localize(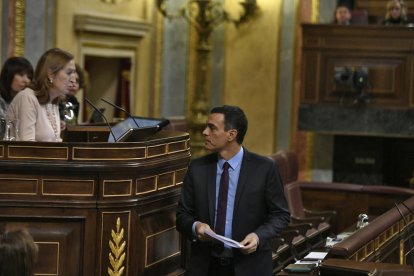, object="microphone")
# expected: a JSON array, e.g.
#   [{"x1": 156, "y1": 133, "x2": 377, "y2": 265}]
[
  {"x1": 100, "y1": 98, "x2": 140, "y2": 128},
  {"x1": 84, "y1": 98, "x2": 117, "y2": 142},
  {"x1": 394, "y1": 202, "x2": 414, "y2": 274}
]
